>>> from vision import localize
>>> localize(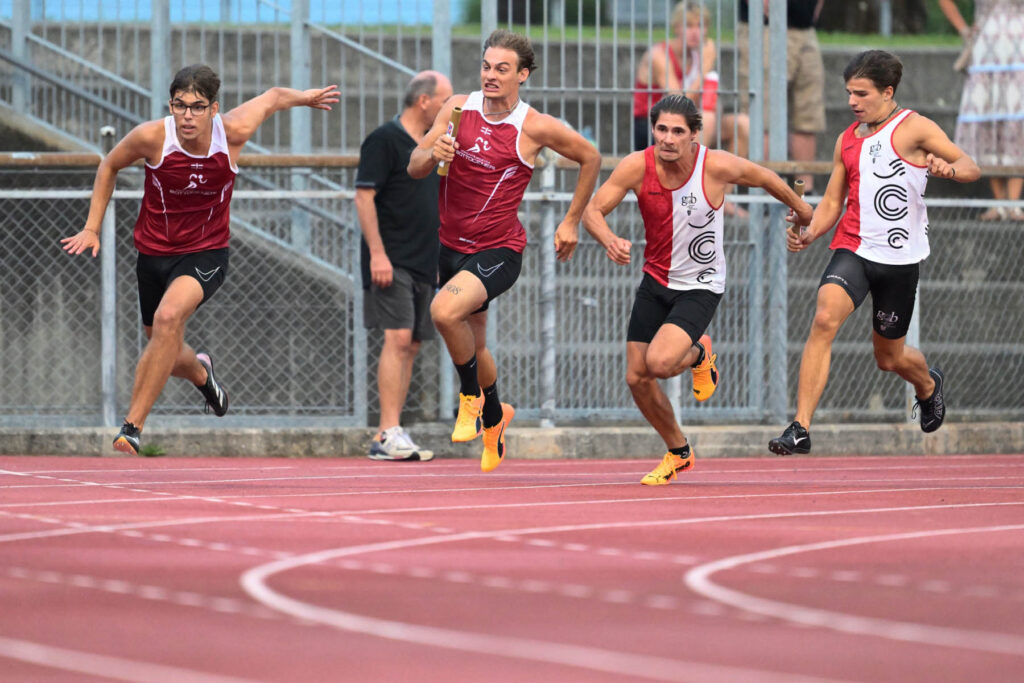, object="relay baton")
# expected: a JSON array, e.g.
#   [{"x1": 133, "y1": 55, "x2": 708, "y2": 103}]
[
  {"x1": 437, "y1": 106, "x2": 462, "y2": 177},
  {"x1": 788, "y1": 179, "x2": 806, "y2": 236}
]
